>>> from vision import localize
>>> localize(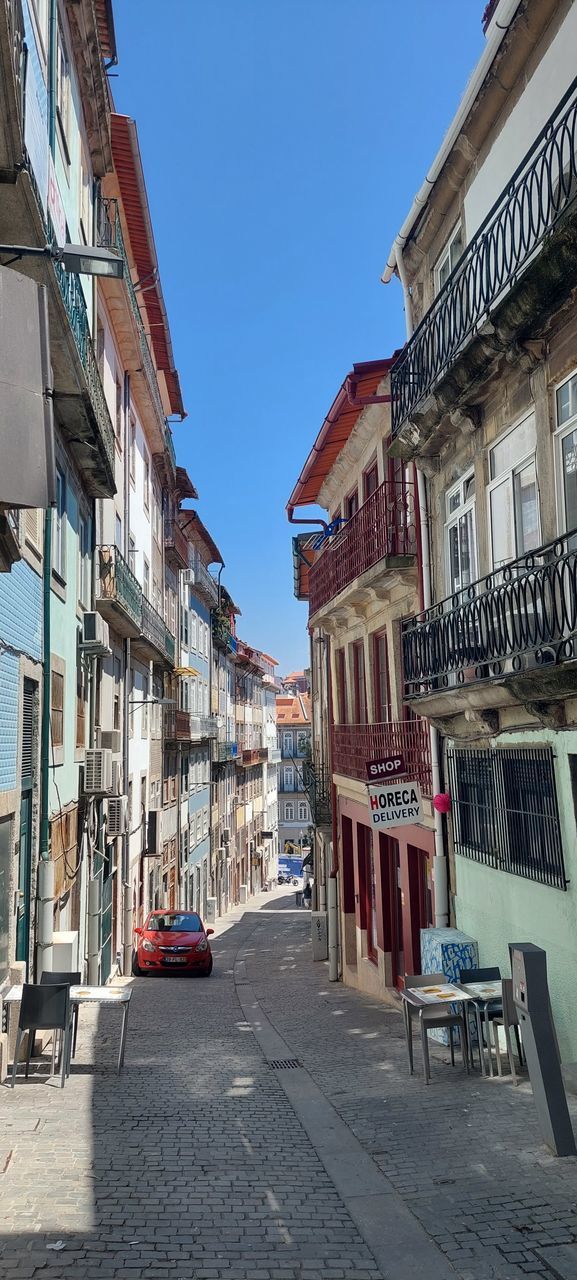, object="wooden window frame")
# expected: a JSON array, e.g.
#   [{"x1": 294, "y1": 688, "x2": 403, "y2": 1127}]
[
  {"x1": 352, "y1": 640, "x2": 367, "y2": 725},
  {"x1": 335, "y1": 648, "x2": 347, "y2": 725},
  {"x1": 363, "y1": 459, "x2": 379, "y2": 503},
  {"x1": 372, "y1": 629, "x2": 391, "y2": 723}
]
